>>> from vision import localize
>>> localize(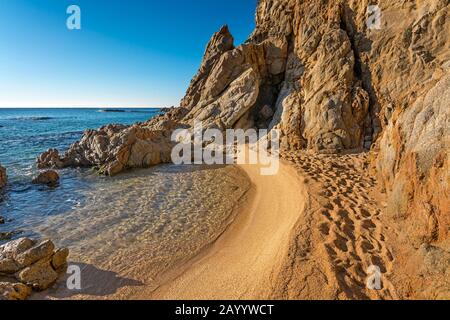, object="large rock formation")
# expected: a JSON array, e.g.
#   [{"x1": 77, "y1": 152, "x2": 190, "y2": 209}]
[
  {"x1": 0, "y1": 164, "x2": 6, "y2": 189},
  {"x1": 37, "y1": 0, "x2": 449, "y2": 296},
  {"x1": 0, "y1": 238, "x2": 69, "y2": 300},
  {"x1": 38, "y1": 121, "x2": 178, "y2": 176}
]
